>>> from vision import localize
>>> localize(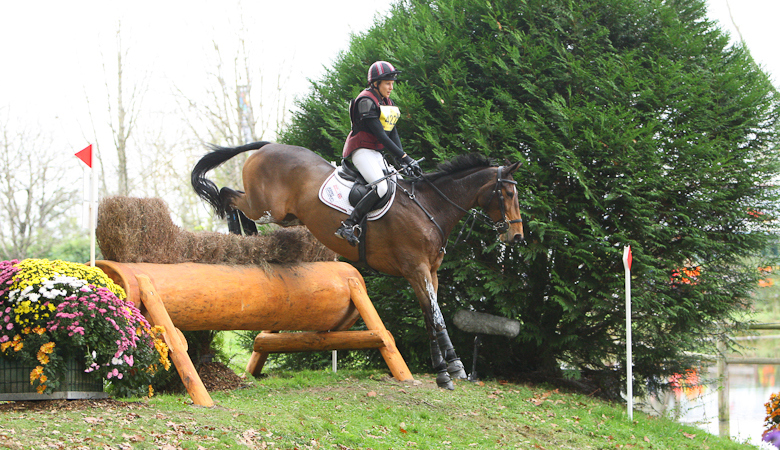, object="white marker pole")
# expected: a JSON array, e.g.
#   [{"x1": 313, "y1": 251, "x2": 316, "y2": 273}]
[
  {"x1": 89, "y1": 161, "x2": 97, "y2": 267},
  {"x1": 75, "y1": 144, "x2": 96, "y2": 267},
  {"x1": 623, "y1": 245, "x2": 633, "y2": 420}
]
